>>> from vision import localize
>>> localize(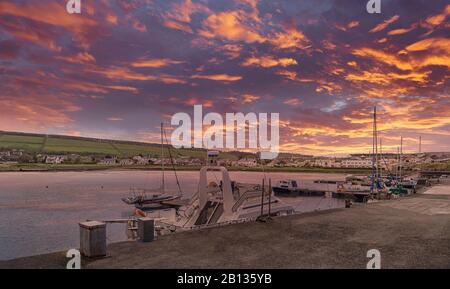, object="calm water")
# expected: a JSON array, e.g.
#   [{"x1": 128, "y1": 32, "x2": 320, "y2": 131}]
[{"x1": 0, "y1": 170, "x2": 345, "y2": 260}]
